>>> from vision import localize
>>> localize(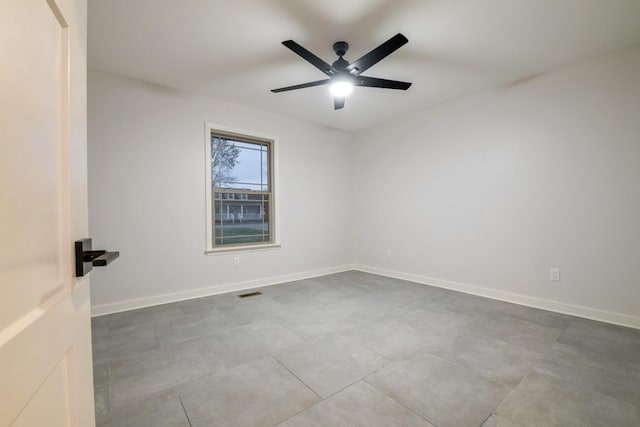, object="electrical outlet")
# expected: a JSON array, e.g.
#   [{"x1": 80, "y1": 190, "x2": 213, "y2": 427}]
[
  {"x1": 233, "y1": 257, "x2": 240, "y2": 268},
  {"x1": 549, "y1": 267, "x2": 560, "y2": 282},
  {"x1": 385, "y1": 249, "x2": 392, "y2": 258}
]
